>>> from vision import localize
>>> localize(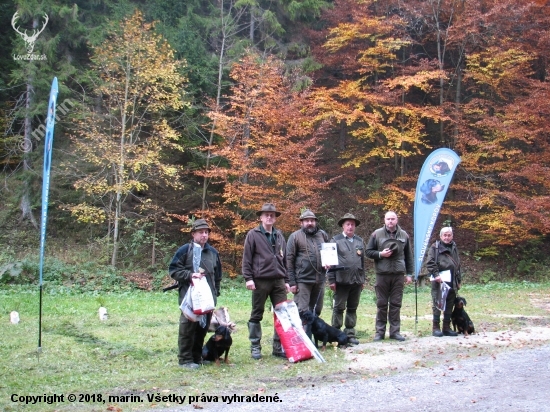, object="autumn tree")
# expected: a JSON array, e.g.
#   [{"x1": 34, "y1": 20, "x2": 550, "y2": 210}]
[
  {"x1": 451, "y1": 0, "x2": 550, "y2": 254},
  {"x1": 201, "y1": 53, "x2": 331, "y2": 275},
  {"x1": 67, "y1": 10, "x2": 188, "y2": 266},
  {"x1": 310, "y1": 0, "x2": 443, "y2": 214}
]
